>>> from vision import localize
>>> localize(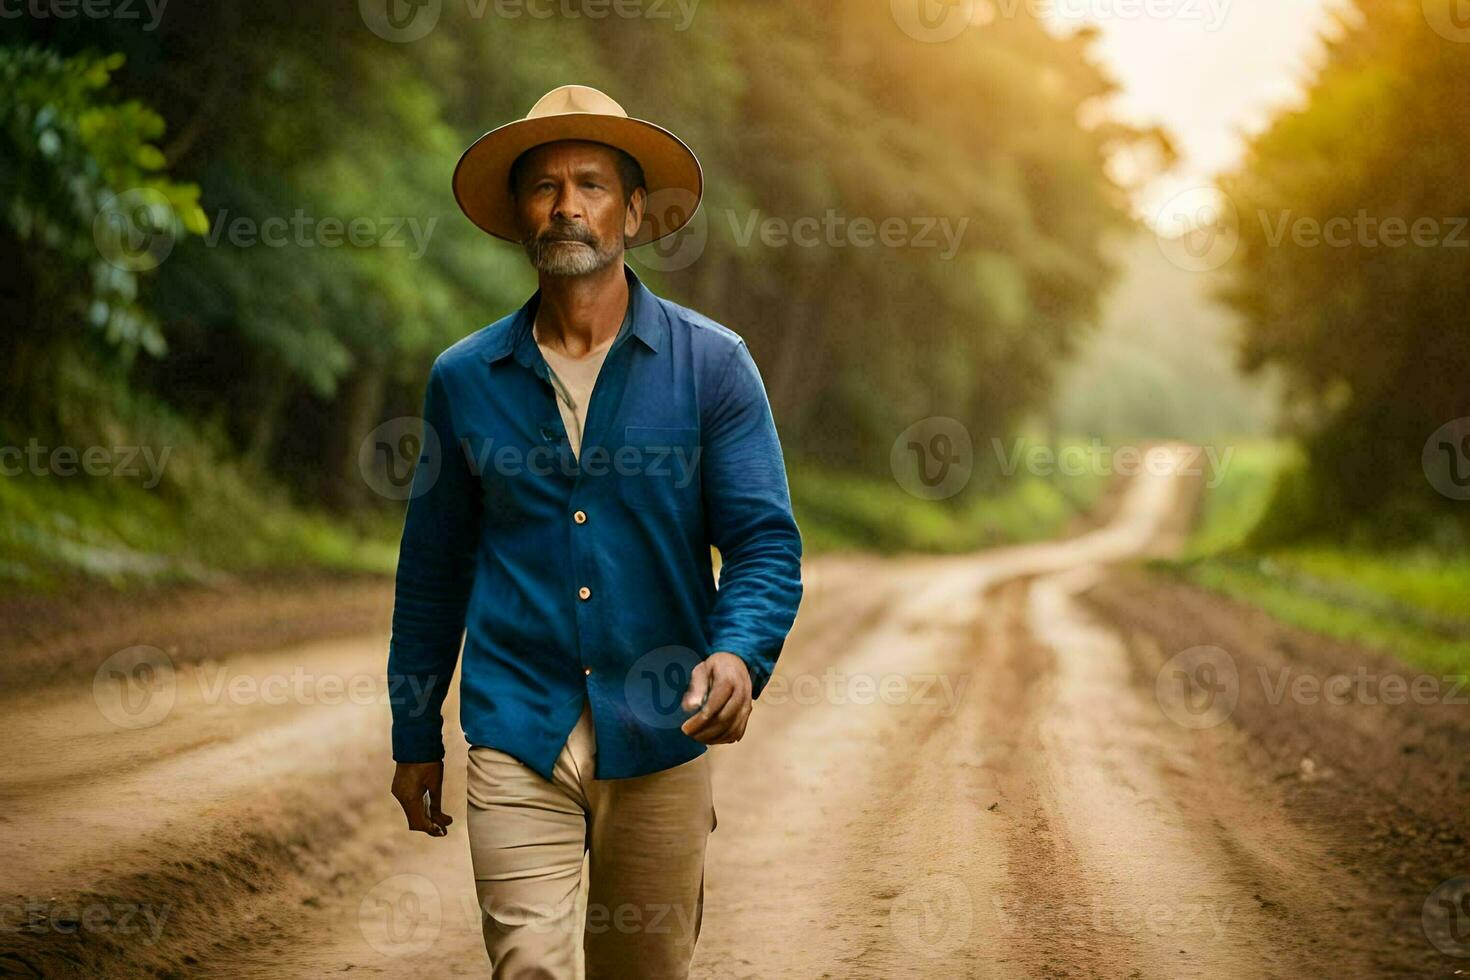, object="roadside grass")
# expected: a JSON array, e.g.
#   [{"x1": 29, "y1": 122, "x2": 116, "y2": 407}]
[
  {"x1": 0, "y1": 365, "x2": 399, "y2": 592},
  {"x1": 788, "y1": 443, "x2": 1108, "y2": 555},
  {"x1": 3, "y1": 390, "x2": 1105, "y2": 592},
  {"x1": 1160, "y1": 440, "x2": 1470, "y2": 676},
  {"x1": 0, "y1": 468, "x2": 400, "y2": 591},
  {"x1": 1180, "y1": 440, "x2": 1297, "y2": 558}
]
